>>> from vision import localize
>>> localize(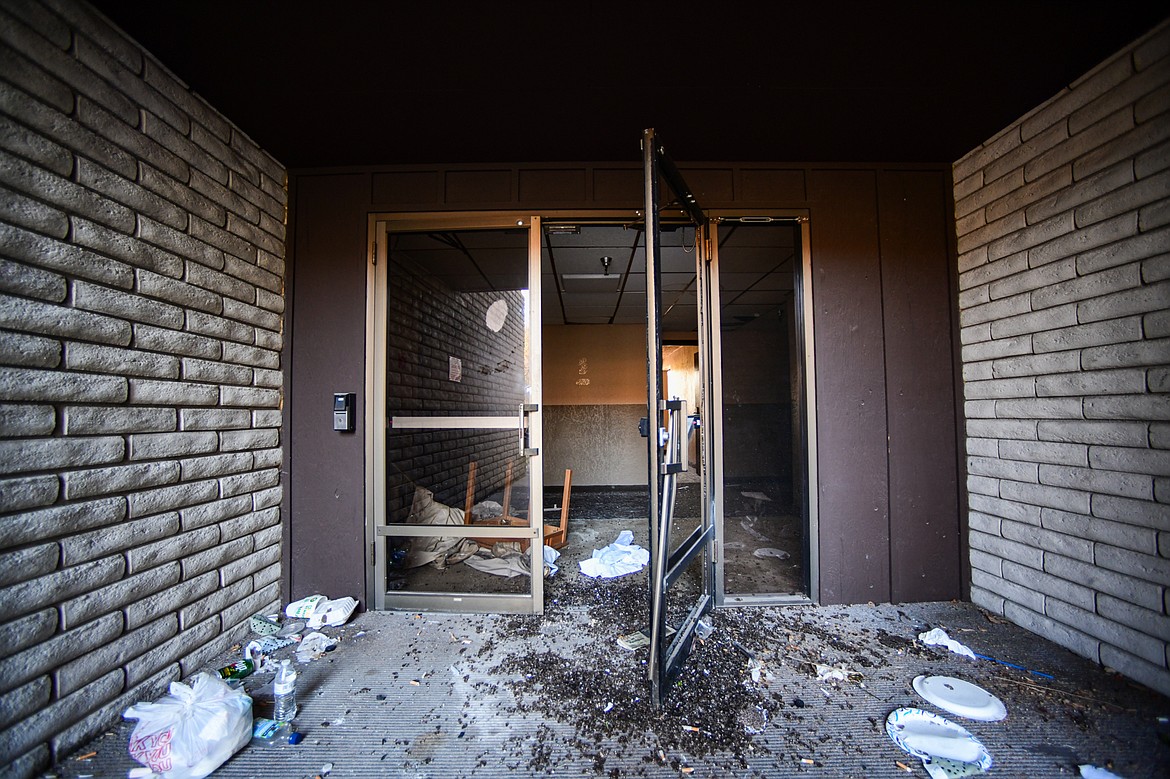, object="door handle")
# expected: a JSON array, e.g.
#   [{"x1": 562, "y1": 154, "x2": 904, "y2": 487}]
[
  {"x1": 660, "y1": 399, "x2": 687, "y2": 475},
  {"x1": 519, "y1": 403, "x2": 539, "y2": 457}
]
